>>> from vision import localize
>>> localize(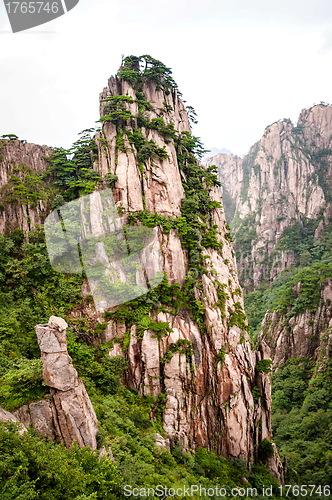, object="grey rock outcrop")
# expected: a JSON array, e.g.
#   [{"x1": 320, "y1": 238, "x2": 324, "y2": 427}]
[
  {"x1": 207, "y1": 104, "x2": 332, "y2": 291},
  {"x1": 155, "y1": 433, "x2": 170, "y2": 451},
  {"x1": 97, "y1": 77, "x2": 187, "y2": 216},
  {"x1": 0, "y1": 138, "x2": 51, "y2": 234},
  {"x1": 0, "y1": 405, "x2": 27, "y2": 434},
  {"x1": 14, "y1": 317, "x2": 98, "y2": 449}
]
